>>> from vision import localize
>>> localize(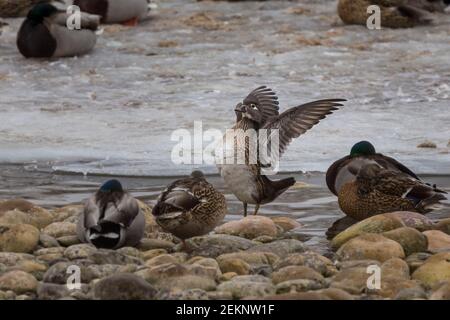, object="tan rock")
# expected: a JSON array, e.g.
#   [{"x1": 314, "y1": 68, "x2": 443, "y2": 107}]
[
  {"x1": 337, "y1": 233, "x2": 405, "y2": 262},
  {"x1": 0, "y1": 199, "x2": 53, "y2": 229},
  {"x1": 272, "y1": 266, "x2": 325, "y2": 284},
  {"x1": 218, "y1": 258, "x2": 251, "y2": 275},
  {"x1": 42, "y1": 222, "x2": 76, "y2": 238},
  {"x1": 0, "y1": 224, "x2": 40, "y2": 253},
  {"x1": 142, "y1": 249, "x2": 167, "y2": 261},
  {"x1": 412, "y1": 252, "x2": 450, "y2": 288},
  {"x1": 423, "y1": 230, "x2": 450, "y2": 253},
  {"x1": 0, "y1": 270, "x2": 38, "y2": 294},
  {"x1": 145, "y1": 254, "x2": 178, "y2": 268},
  {"x1": 429, "y1": 281, "x2": 450, "y2": 300},
  {"x1": 216, "y1": 251, "x2": 279, "y2": 268},
  {"x1": 271, "y1": 217, "x2": 302, "y2": 232},
  {"x1": 383, "y1": 227, "x2": 428, "y2": 256},
  {"x1": 215, "y1": 216, "x2": 278, "y2": 239}
]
